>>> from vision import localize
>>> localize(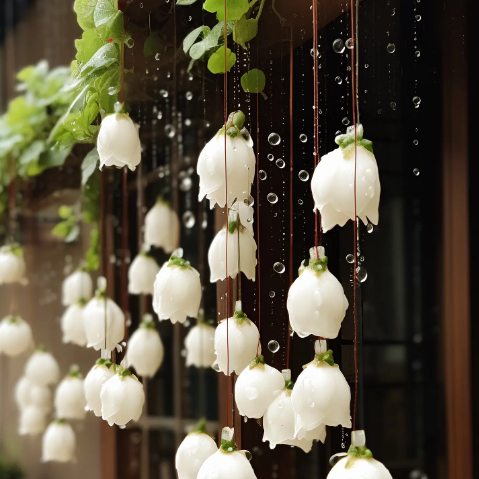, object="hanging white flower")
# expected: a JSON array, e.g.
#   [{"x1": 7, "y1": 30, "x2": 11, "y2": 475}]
[
  {"x1": 15, "y1": 376, "x2": 33, "y2": 410},
  {"x1": 144, "y1": 199, "x2": 180, "y2": 253},
  {"x1": 311, "y1": 125, "x2": 380, "y2": 233},
  {"x1": 287, "y1": 247, "x2": 348, "y2": 339},
  {"x1": 176, "y1": 420, "x2": 218, "y2": 479},
  {"x1": 100, "y1": 367, "x2": 145, "y2": 426},
  {"x1": 238, "y1": 202, "x2": 254, "y2": 234},
  {"x1": 82, "y1": 278, "x2": 124, "y2": 351},
  {"x1": 61, "y1": 302, "x2": 87, "y2": 347},
  {"x1": 25, "y1": 348, "x2": 60, "y2": 387},
  {"x1": 327, "y1": 431, "x2": 392, "y2": 479},
  {"x1": 42, "y1": 420, "x2": 76, "y2": 463},
  {"x1": 197, "y1": 111, "x2": 255, "y2": 208},
  {"x1": 0, "y1": 243, "x2": 27, "y2": 285},
  {"x1": 84, "y1": 358, "x2": 116, "y2": 417},
  {"x1": 97, "y1": 112, "x2": 141, "y2": 171},
  {"x1": 29, "y1": 383, "x2": 53, "y2": 414},
  {"x1": 128, "y1": 252, "x2": 160, "y2": 295},
  {"x1": 19, "y1": 405, "x2": 47, "y2": 436},
  {"x1": 208, "y1": 212, "x2": 257, "y2": 283},
  {"x1": 184, "y1": 322, "x2": 216, "y2": 368},
  {"x1": 62, "y1": 269, "x2": 92, "y2": 306},
  {"x1": 152, "y1": 255, "x2": 201, "y2": 324},
  {"x1": 235, "y1": 356, "x2": 284, "y2": 419},
  {"x1": 214, "y1": 310, "x2": 260, "y2": 376},
  {"x1": 54, "y1": 366, "x2": 87, "y2": 420},
  {"x1": 127, "y1": 315, "x2": 164, "y2": 378},
  {"x1": 0, "y1": 315, "x2": 33, "y2": 356},
  {"x1": 291, "y1": 349, "x2": 351, "y2": 439}
]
